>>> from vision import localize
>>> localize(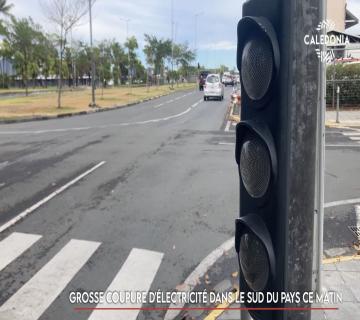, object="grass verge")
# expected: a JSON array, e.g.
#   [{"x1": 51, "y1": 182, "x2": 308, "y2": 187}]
[{"x1": 0, "y1": 83, "x2": 196, "y2": 120}]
